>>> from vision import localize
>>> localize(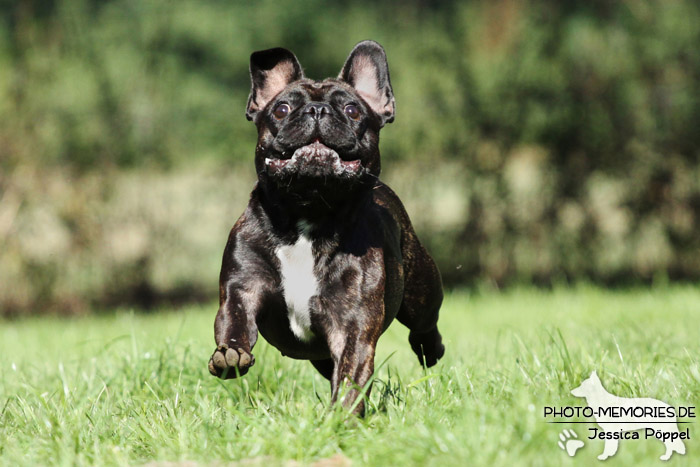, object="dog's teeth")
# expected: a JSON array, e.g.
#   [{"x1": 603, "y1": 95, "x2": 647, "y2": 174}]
[{"x1": 265, "y1": 158, "x2": 272, "y2": 165}]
